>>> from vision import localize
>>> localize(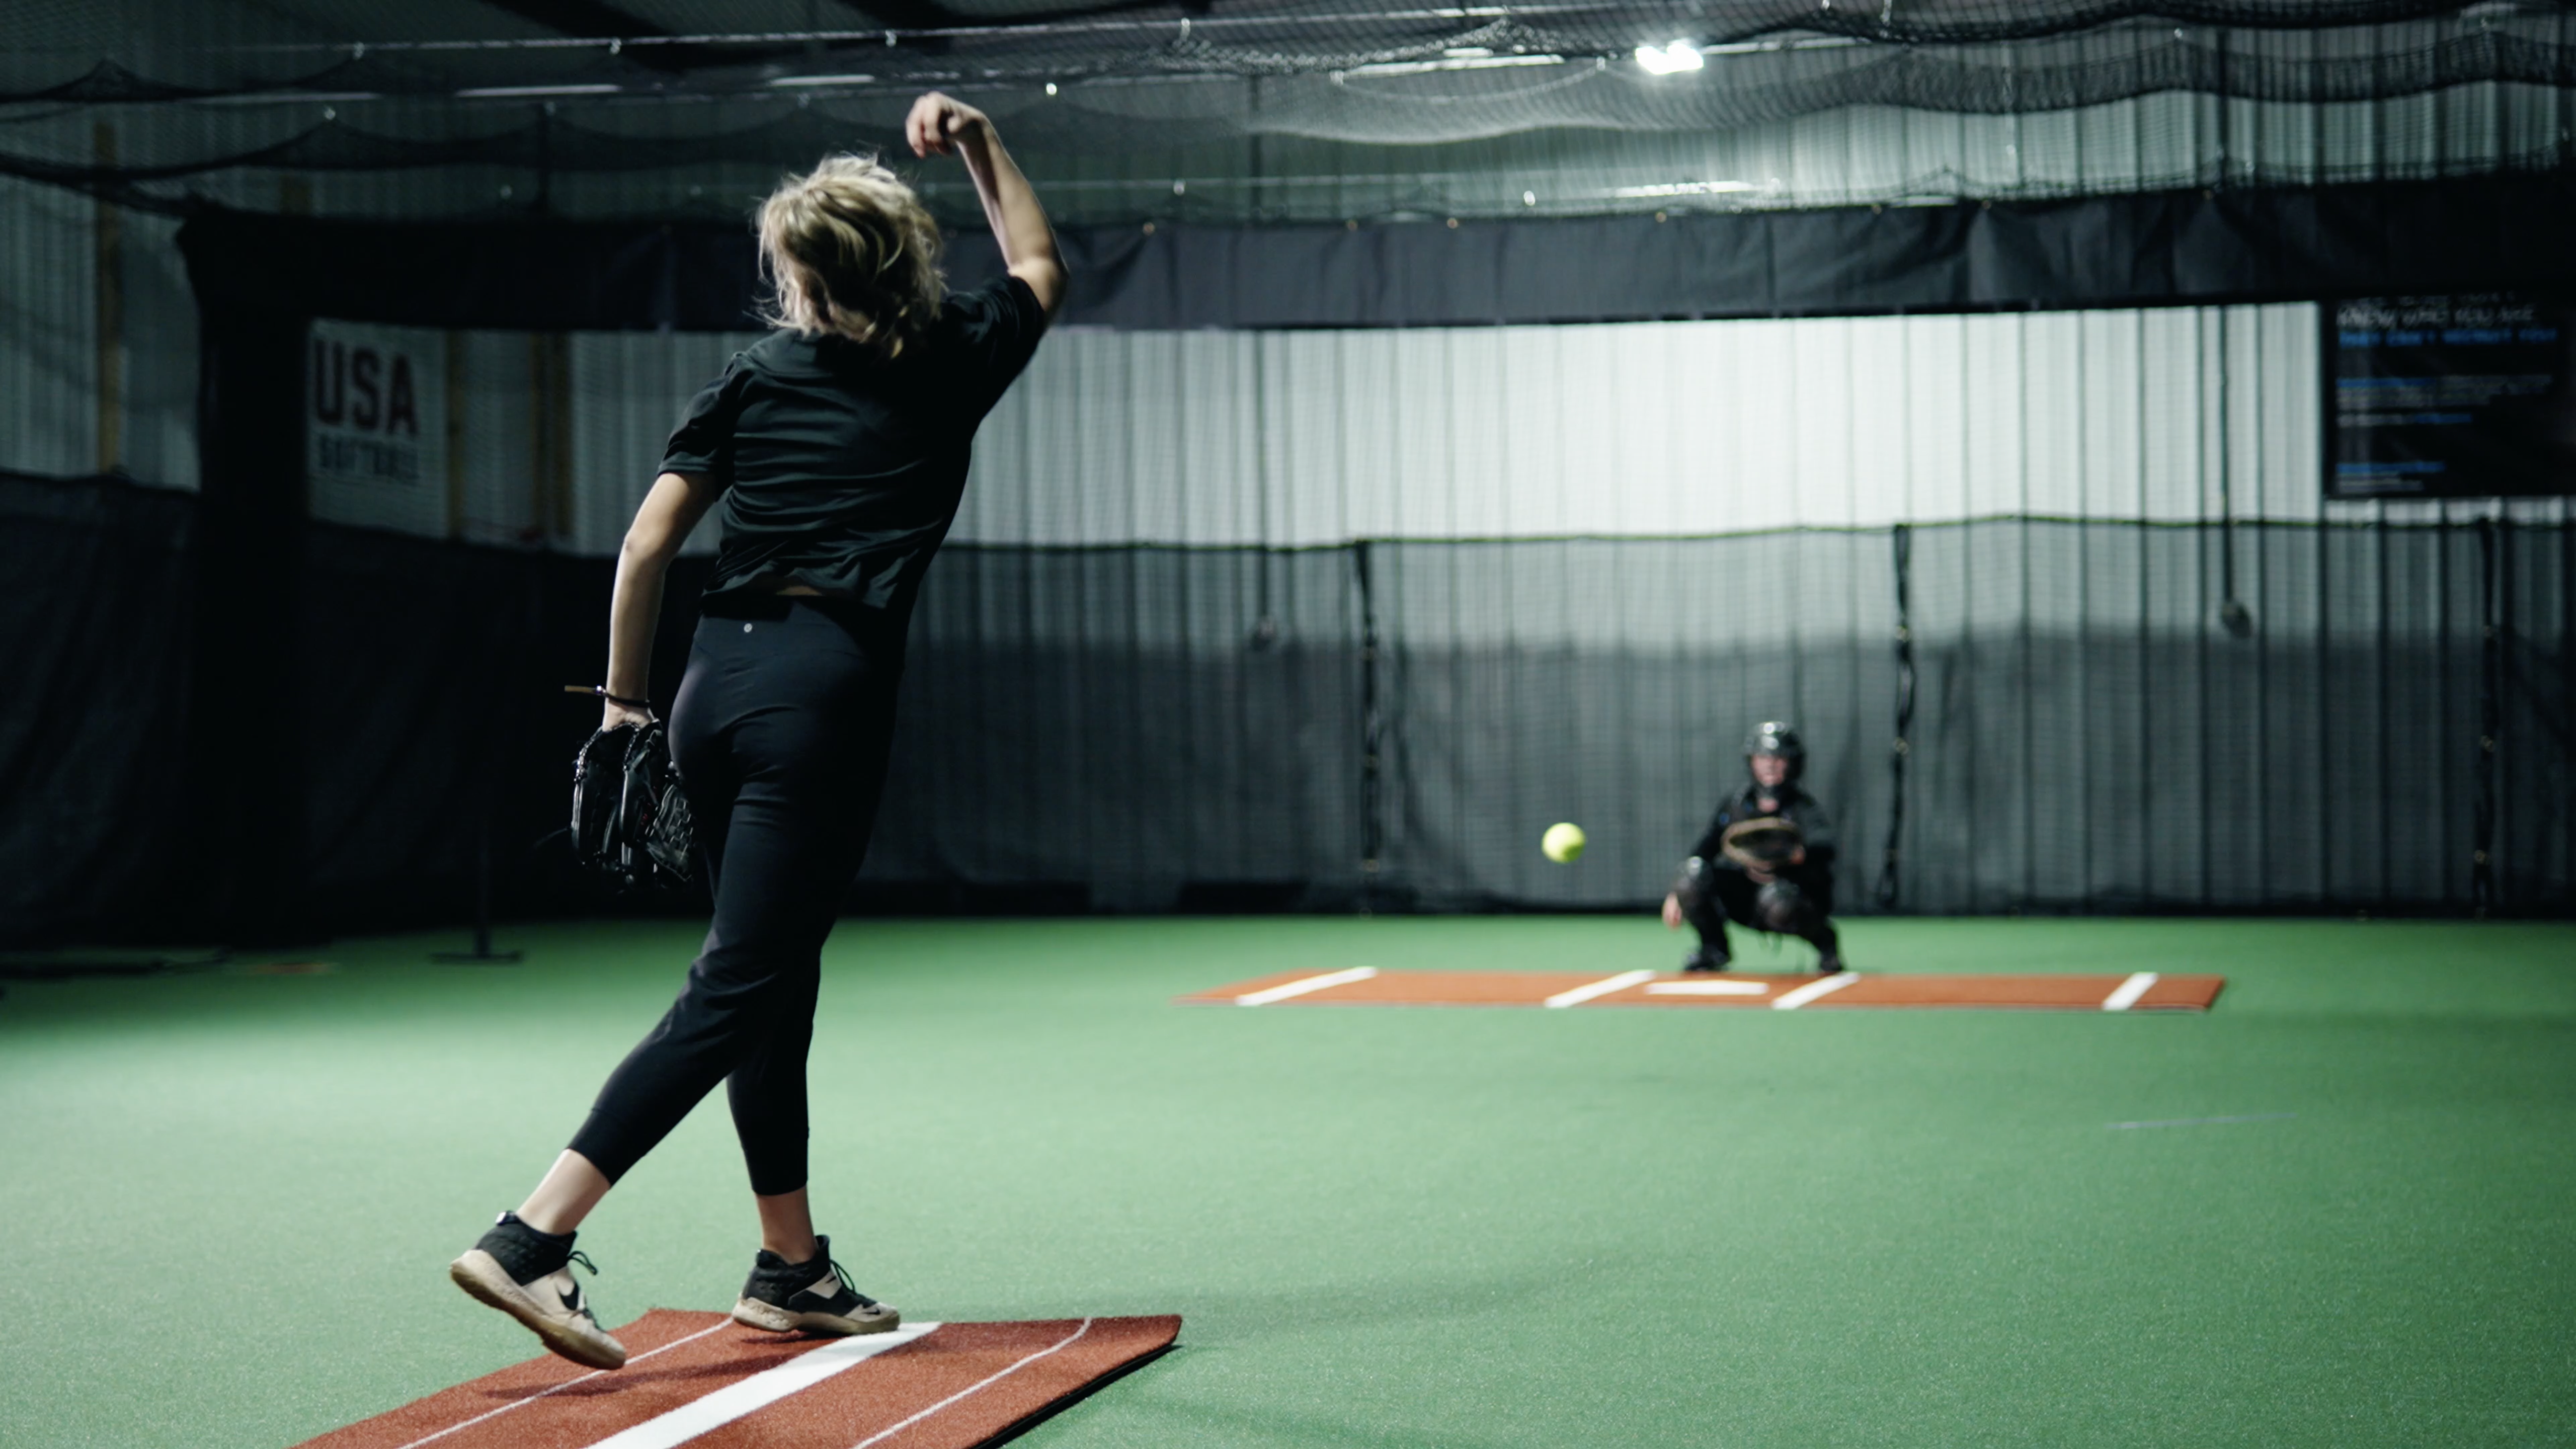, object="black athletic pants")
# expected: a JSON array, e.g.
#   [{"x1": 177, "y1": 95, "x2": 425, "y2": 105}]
[
  {"x1": 1677, "y1": 858, "x2": 1838, "y2": 960},
  {"x1": 568, "y1": 595, "x2": 903, "y2": 1197}
]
